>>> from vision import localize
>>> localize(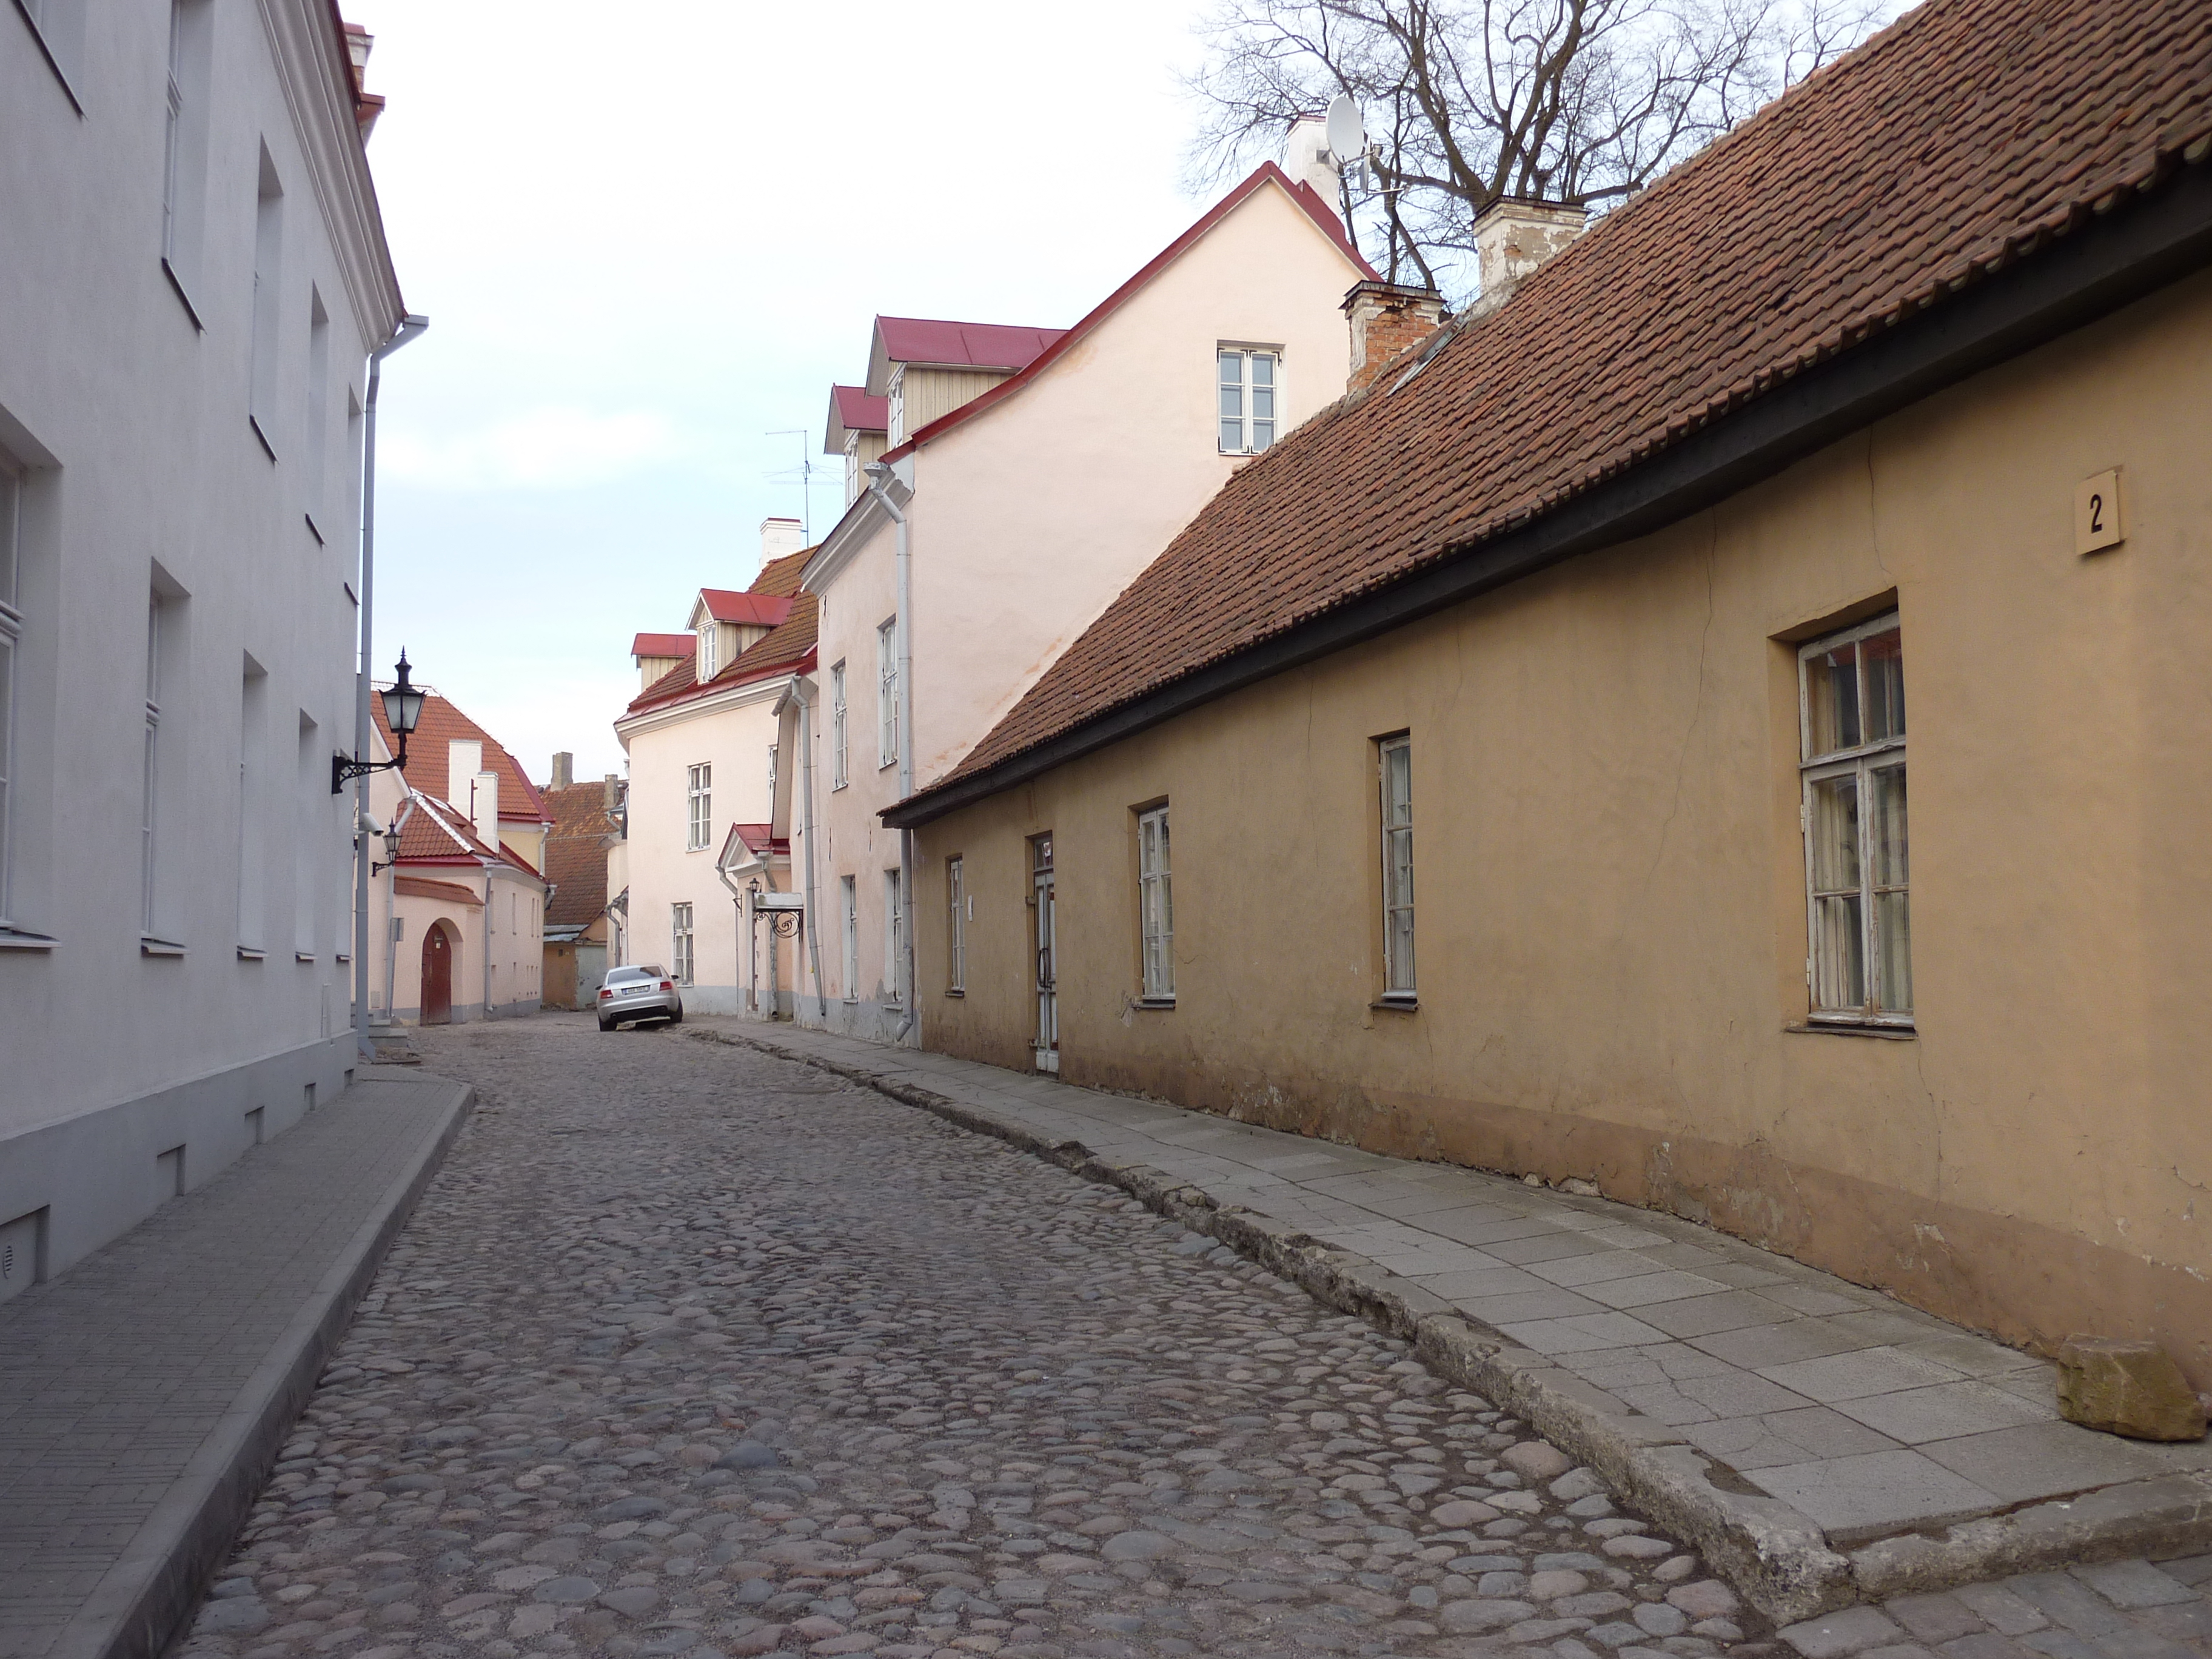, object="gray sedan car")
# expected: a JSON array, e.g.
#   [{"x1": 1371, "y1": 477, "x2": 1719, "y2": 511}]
[{"x1": 597, "y1": 964, "x2": 683, "y2": 1030}]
